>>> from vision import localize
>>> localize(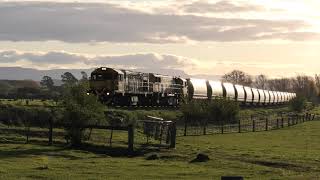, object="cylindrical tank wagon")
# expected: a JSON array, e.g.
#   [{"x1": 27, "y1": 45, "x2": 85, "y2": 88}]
[{"x1": 89, "y1": 67, "x2": 296, "y2": 107}]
